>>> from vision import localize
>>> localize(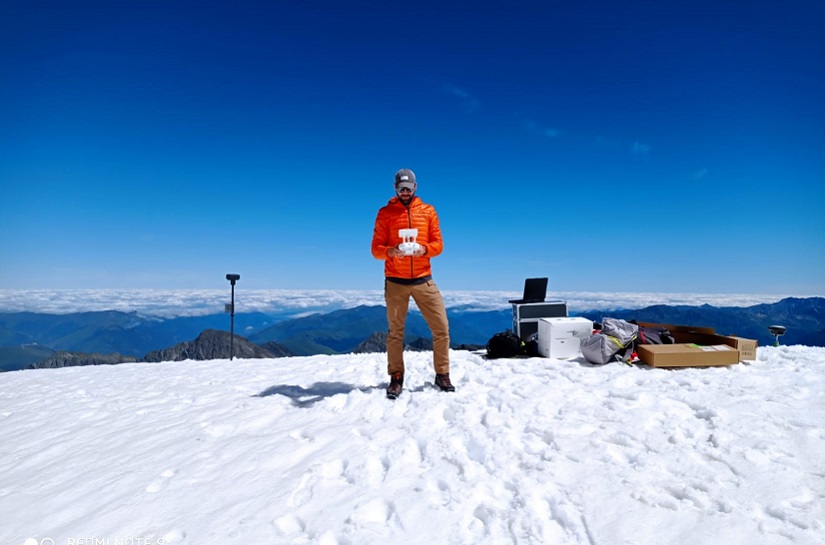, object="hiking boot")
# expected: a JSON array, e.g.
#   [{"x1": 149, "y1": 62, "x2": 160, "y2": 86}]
[
  {"x1": 434, "y1": 373, "x2": 455, "y2": 392},
  {"x1": 386, "y1": 372, "x2": 404, "y2": 399}
]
